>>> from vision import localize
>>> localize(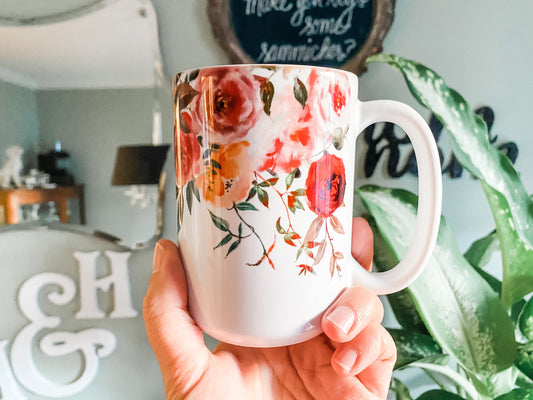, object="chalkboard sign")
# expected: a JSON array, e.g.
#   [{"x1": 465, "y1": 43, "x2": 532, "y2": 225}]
[{"x1": 208, "y1": 0, "x2": 395, "y2": 74}]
